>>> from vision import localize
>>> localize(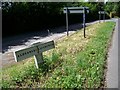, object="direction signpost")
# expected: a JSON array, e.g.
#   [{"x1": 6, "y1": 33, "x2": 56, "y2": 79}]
[
  {"x1": 98, "y1": 11, "x2": 106, "y2": 23},
  {"x1": 14, "y1": 41, "x2": 55, "y2": 68},
  {"x1": 63, "y1": 7, "x2": 89, "y2": 38}
]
